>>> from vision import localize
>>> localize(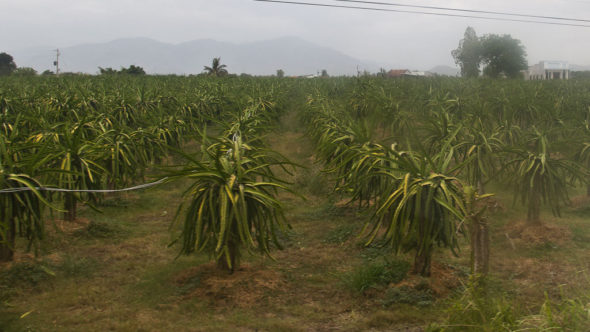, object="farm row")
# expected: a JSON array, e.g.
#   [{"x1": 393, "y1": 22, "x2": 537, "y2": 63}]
[
  {"x1": 3, "y1": 75, "x2": 590, "y2": 330},
  {"x1": 0, "y1": 76, "x2": 289, "y2": 264}
]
